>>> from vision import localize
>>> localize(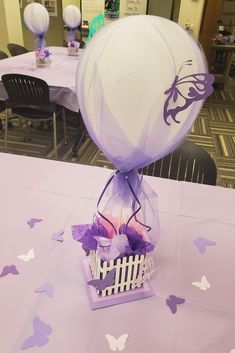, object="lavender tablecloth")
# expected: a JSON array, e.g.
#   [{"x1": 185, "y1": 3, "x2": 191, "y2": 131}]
[
  {"x1": 0, "y1": 47, "x2": 82, "y2": 112},
  {"x1": 0, "y1": 153, "x2": 234, "y2": 353}
]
